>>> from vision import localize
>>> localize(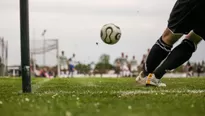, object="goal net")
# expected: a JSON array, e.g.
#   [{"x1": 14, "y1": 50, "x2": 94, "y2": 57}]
[{"x1": 30, "y1": 39, "x2": 60, "y2": 77}]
